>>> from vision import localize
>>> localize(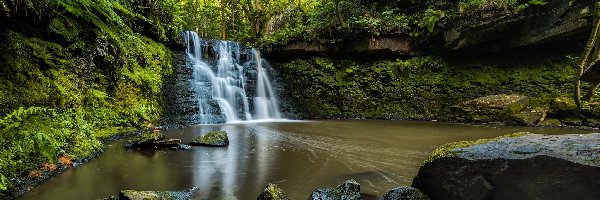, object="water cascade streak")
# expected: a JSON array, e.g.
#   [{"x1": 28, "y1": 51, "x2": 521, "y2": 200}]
[
  {"x1": 253, "y1": 50, "x2": 282, "y2": 120},
  {"x1": 182, "y1": 31, "x2": 282, "y2": 124}
]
